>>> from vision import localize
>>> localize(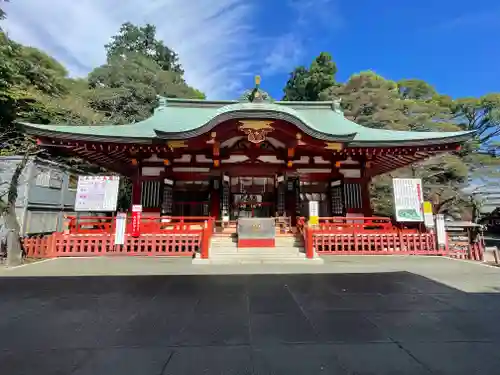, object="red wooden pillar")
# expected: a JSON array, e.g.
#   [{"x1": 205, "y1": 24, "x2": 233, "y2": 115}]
[
  {"x1": 305, "y1": 226, "x2": 314, "y2": 259},
  {"x1": 131, "y1": 178, "x2": 142, "y2": 207},
  {"x1": 210, "y1": 179, "x2": 220, "y2": 219},
  {"x1": 360, "y1": 161, "x2": 372, "y2": 217},
  {"x1": 201, "y1": 219, "x2": 213, "y2": 259},
  {"x1": 360, "y1": 178, "x2": 372, "y2": 216}
]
